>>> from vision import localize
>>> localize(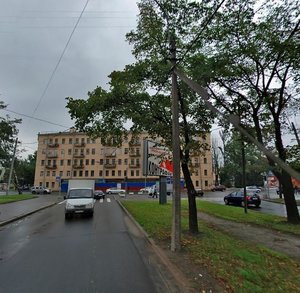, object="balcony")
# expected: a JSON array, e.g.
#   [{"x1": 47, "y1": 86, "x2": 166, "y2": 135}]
[
  {"x1": 48, "y1": 143, "x2": 59, "y2": 148},
  {"x1": 45, "y1": 164, "x2": 57, "y2": 169},
  {"x1": 105, "y1": 153, "x2": 116, "y2": 157},
  {"x1": 73, "y1": 164, "x2": 84, "y2": 169},
  {"x1": 74, "y1": 142, "x2": 86, "y2": 147},
  {"x1": 46, "y1": 153, "x2": 58, "y2": 158},
  {"x1": 129, "y1": 141, "x2": 141, "y2": 146},
  {"x1": 129, "y1": 152, "x2": 141, "y2": 157},
  {"x1": 104, "y1": 163, "x2": 116, "y2": 169},
  {"x1": 129, "y1": 163, "x2": 141, "y2": 168},
  {"x1": 73, "y1": 153, "x2": 85, "y2": 158}
]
